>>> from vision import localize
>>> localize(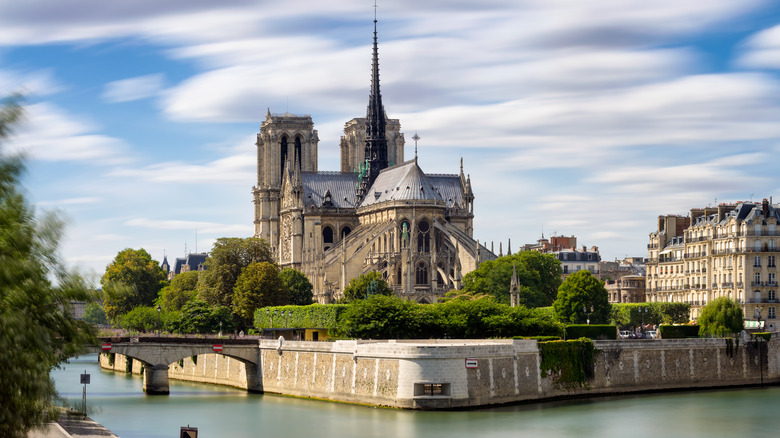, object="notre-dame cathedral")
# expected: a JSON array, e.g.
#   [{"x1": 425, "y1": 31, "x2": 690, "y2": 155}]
[{"x1": 252, "y1": 18, "x2": 495, "y2": 303}]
